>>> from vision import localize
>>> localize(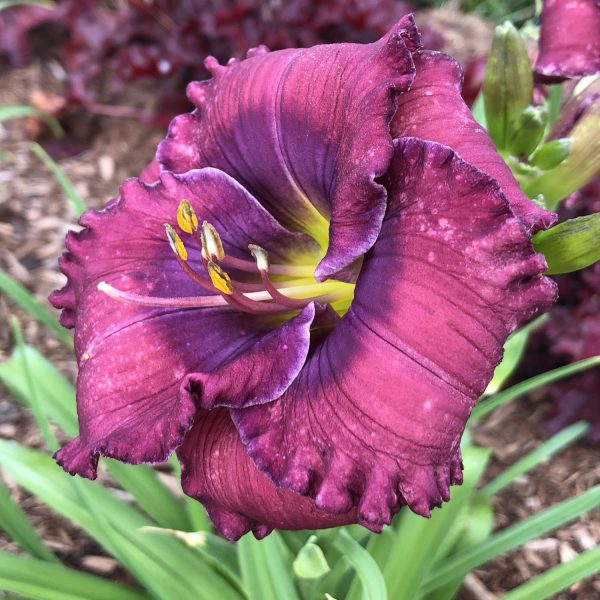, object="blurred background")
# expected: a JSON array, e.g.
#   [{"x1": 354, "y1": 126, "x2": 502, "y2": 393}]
[{"x1": 0, "y1": 1, "x2": 599, "y2": 599}]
